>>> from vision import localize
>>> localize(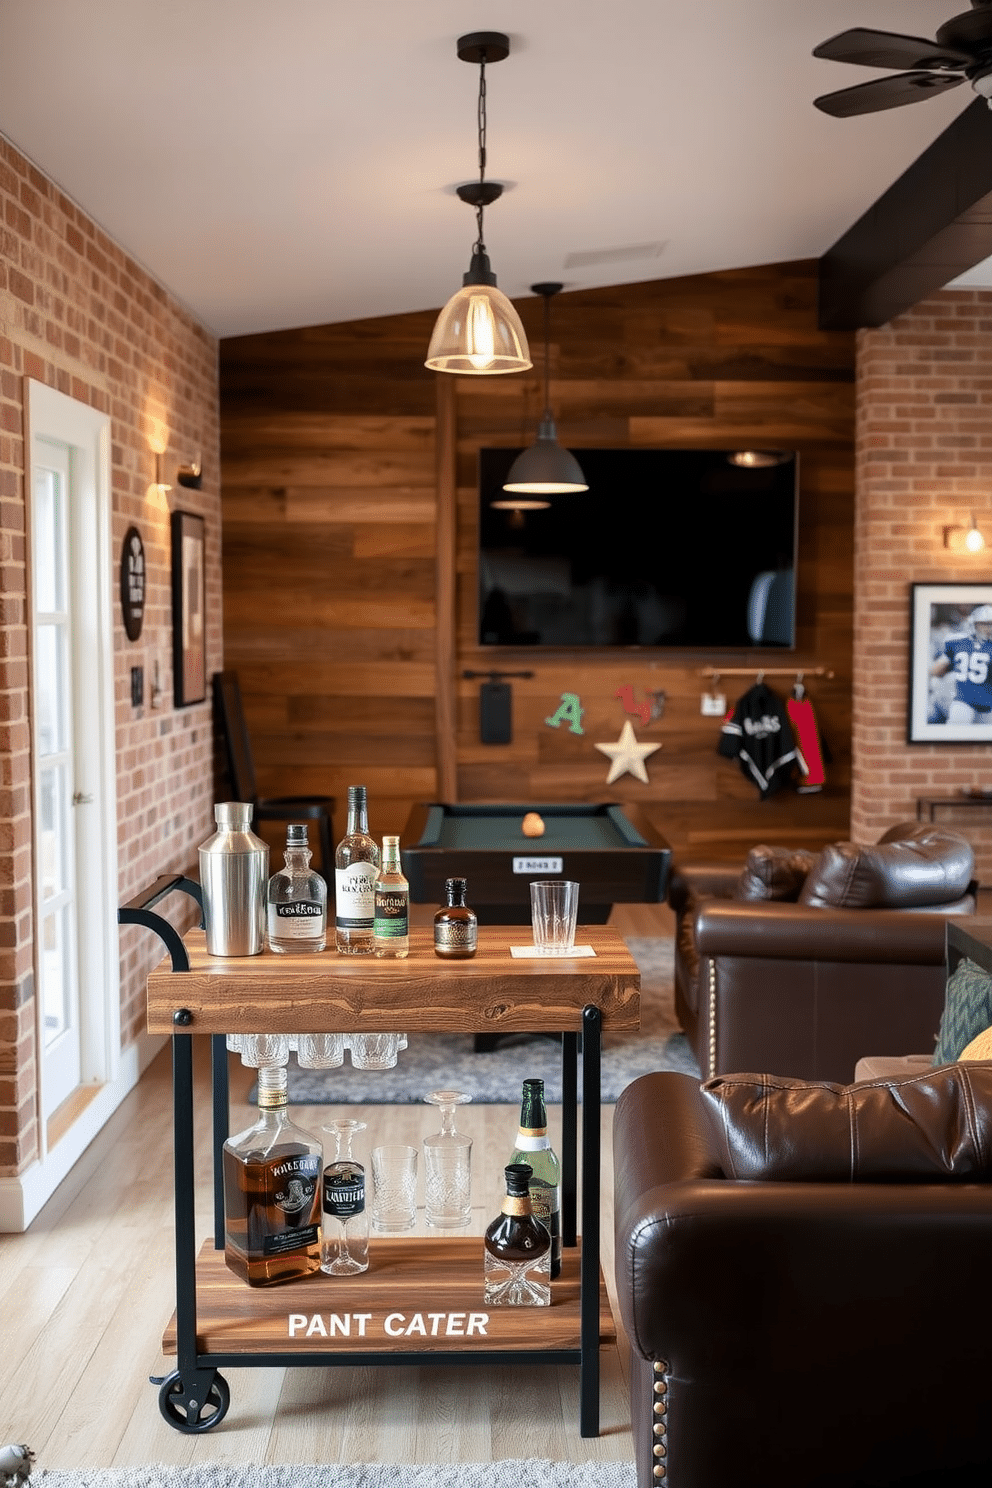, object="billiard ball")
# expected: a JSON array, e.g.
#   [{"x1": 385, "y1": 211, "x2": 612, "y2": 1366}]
[{"x1": 522, "y1": 812, "x2": 545, "y2": 838}]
